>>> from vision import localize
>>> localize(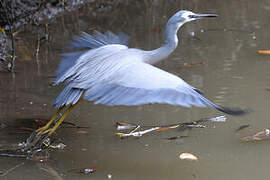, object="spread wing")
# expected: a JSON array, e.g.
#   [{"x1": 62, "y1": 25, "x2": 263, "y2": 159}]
[
  {"x1": 53, "y1": 31, "x2": 245, "y2": 115},
  {"x1": 80, "y1": 62, "x2": 216, "y2": 108}
]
